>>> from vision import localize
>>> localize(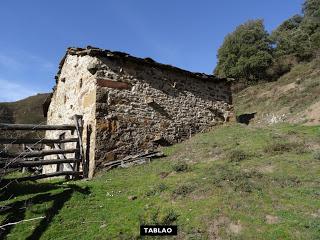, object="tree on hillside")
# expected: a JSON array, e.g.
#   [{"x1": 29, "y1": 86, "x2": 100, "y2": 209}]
[
  {"x1": 270, "y1": 15, "x2": 303, "y2": 58},
  {"x1": 214, "y1": 20, "x2": 273, "y2": 82},
  {"x1": 303, "y1": 0, "x2": 320, "y2": 19},
  {"x1": 302, "y1": 0, "x2": 320, "y2": 56},
  {"x1": 269, "y1": 15, "x2": 304, "y2": 76},
  {"x1": 271, "y1": 0, "x2": 320, "y2": 62}
]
